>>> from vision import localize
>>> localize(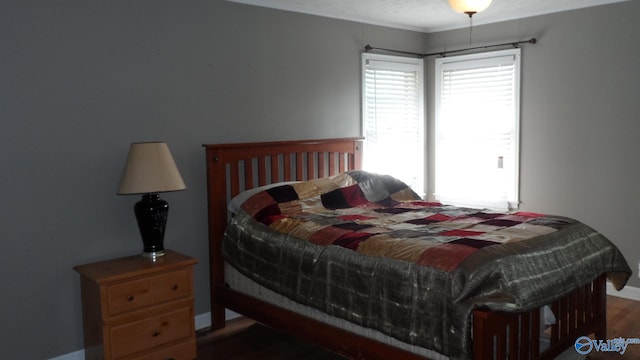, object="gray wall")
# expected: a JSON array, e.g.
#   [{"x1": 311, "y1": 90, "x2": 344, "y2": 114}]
[
  {"x1": 2, "y1": 0, "x2": 638, "y2": 358},
  {"x1": 426, "y1": 1, "x2": 639, "y2": 288},
  {"x1": 0, "y1": 1, "x2": 425, "y2": 358}
]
